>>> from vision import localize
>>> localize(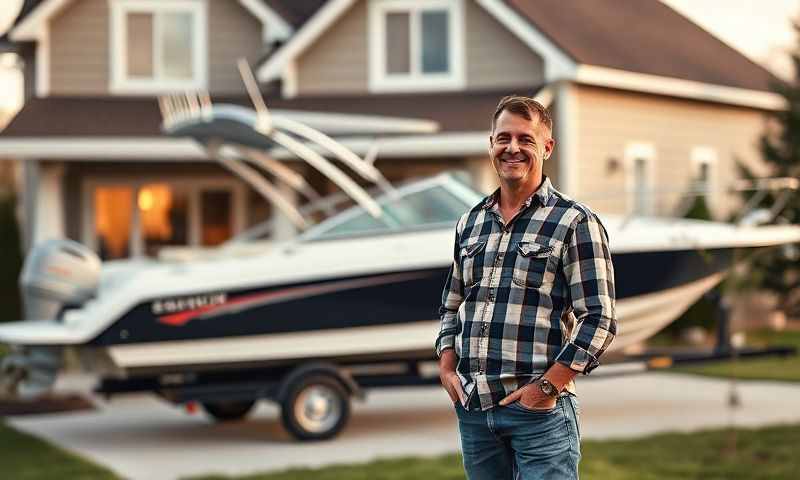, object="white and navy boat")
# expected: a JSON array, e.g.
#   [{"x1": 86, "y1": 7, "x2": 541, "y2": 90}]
[
  {"x1": 0, "y1": 85, "x2": 798, "y2": 440},
  {"x1": 2, "y1": 172, "x2": 797, "y2": 374}
]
